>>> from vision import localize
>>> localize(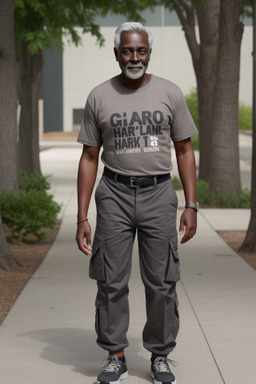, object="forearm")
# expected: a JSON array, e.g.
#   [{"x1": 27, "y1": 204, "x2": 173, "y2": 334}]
[
  {"x1": 77, "y1": 146, "x2": 99, "y2": 221},
  {"x1": 175, "y1": 141, "x2": 196, "y2": 203},
  {"x1": 174, "y1": 139, "x2": 197, "y2": 244}
]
